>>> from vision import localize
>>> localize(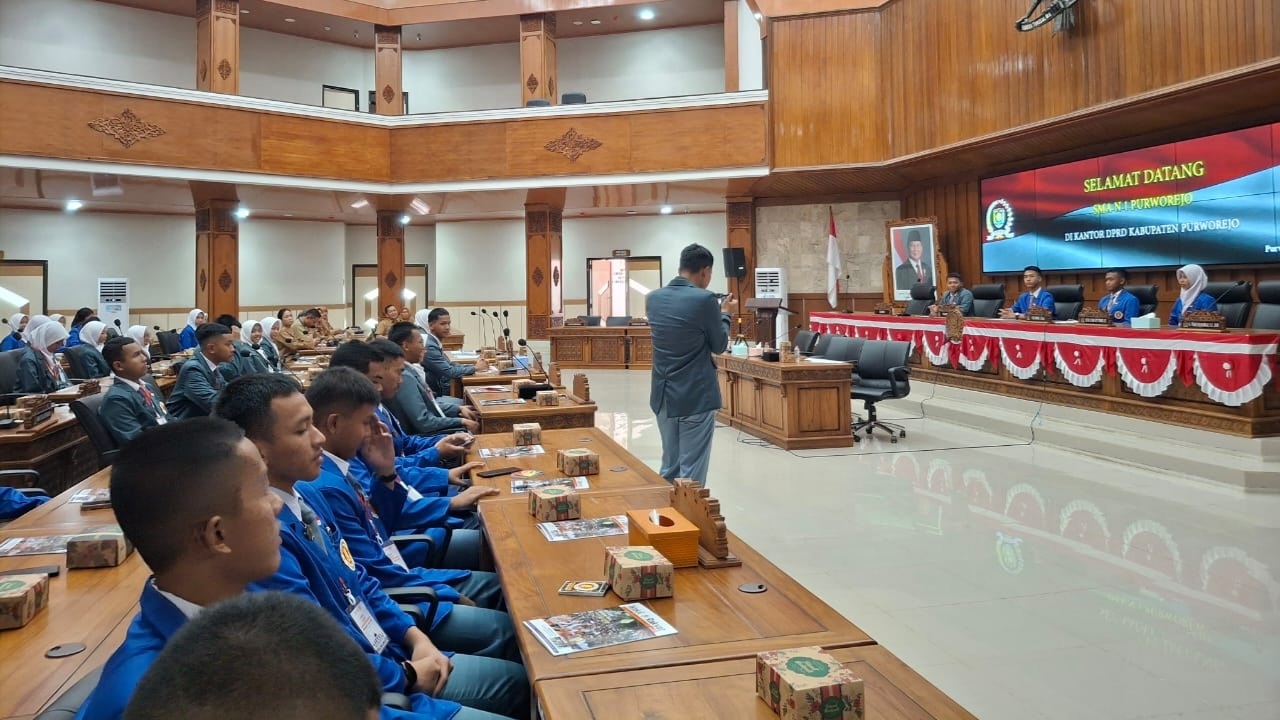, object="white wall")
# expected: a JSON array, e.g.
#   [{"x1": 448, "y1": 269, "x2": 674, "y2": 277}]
[
  {"x1": 0, "y1": 208, "x2": 195, "y2": 310},
  {"x1": 0, "y1": 0, "x2": 194, "y2": 88},
  {"x1": 561, "y1": 213, "x2": 728, "y2": 301},
  {"x1": 239, "y1": 219, "x2": 346, "y2": 307},
  {"x1": 402, "y1": 44, "x2": 522, "y2": 113},
  {"x1": 433, "y1": 220, "x2": 525, "y2": 302},
  {"x1": 343, "y1": 224, "x2": 437, "y2": 299},
  {"x1": 736, "y1": 1, "x2": 764, "y2": 91},
  {"x1": 240, "y1": 28, "x2": 373, "y2": 107},
  {"x1": 558, "y1": 25, "x2": 725, "y2": 102}
]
